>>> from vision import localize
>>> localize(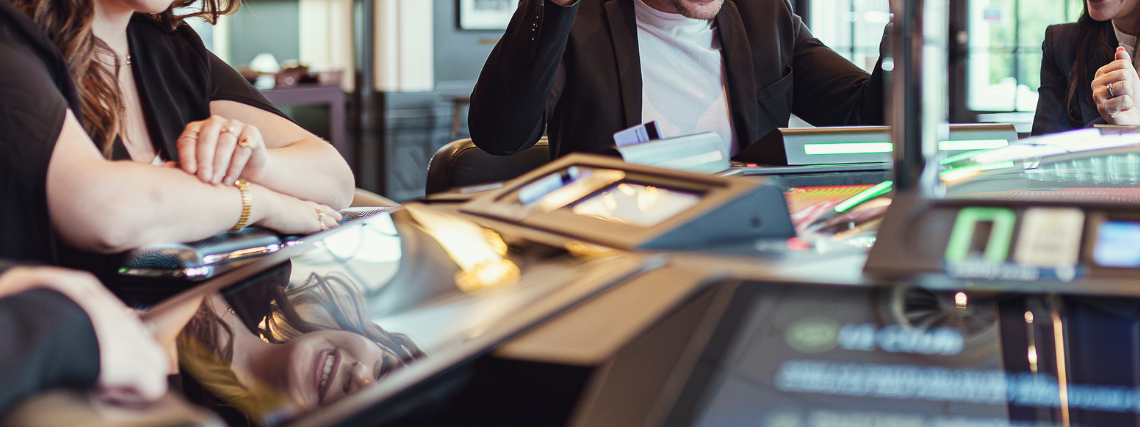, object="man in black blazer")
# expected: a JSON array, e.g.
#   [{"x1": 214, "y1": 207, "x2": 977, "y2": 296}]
[{"x1": 469, "y1": 0, "x2": 887, "y2": 158}]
